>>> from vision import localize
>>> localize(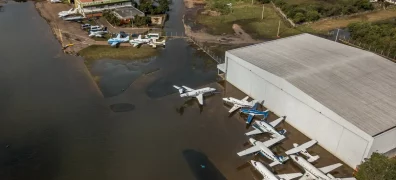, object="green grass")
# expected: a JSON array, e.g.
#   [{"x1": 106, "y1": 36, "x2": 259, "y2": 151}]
[
  {"x1": 197, "y1": 4, "x2": 301, "y2": 39},
  {"x1": 79, "y1": 45, "x2": 160, "y2": 68},
  {"x1": 90, "y1": 34, "x2": 112, "y2": 41}
]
